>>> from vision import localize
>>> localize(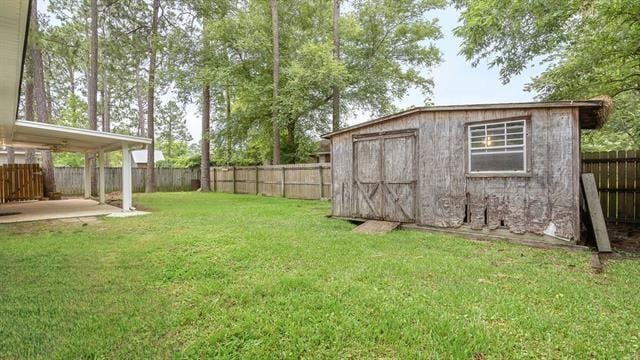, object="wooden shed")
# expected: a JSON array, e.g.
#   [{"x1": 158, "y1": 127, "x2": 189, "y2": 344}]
[{"x1": 323, "y1": 101, "x2": 608, "y2": 244}]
